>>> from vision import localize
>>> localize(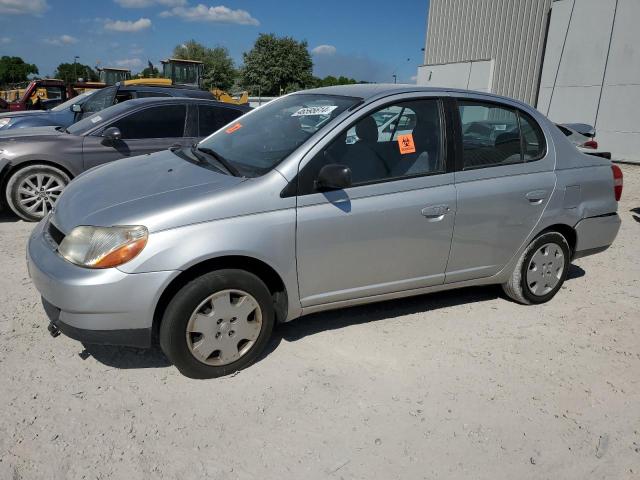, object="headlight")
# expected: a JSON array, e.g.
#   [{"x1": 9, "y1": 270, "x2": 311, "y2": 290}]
[
  {"x1": 0, "y1": 118, "x2": 11, "y2": 129},
  {"x1": 58, "y1": 225, "x2": 148, "y2": 269}
]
